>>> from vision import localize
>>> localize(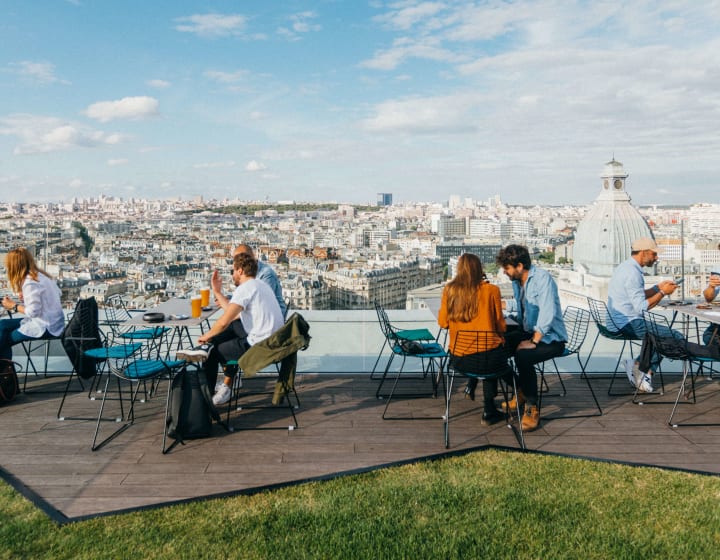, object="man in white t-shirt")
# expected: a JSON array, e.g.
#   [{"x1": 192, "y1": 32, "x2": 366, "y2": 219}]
[{"x1": 195, "y1": 253, "x2": 284, "y2": 405}]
